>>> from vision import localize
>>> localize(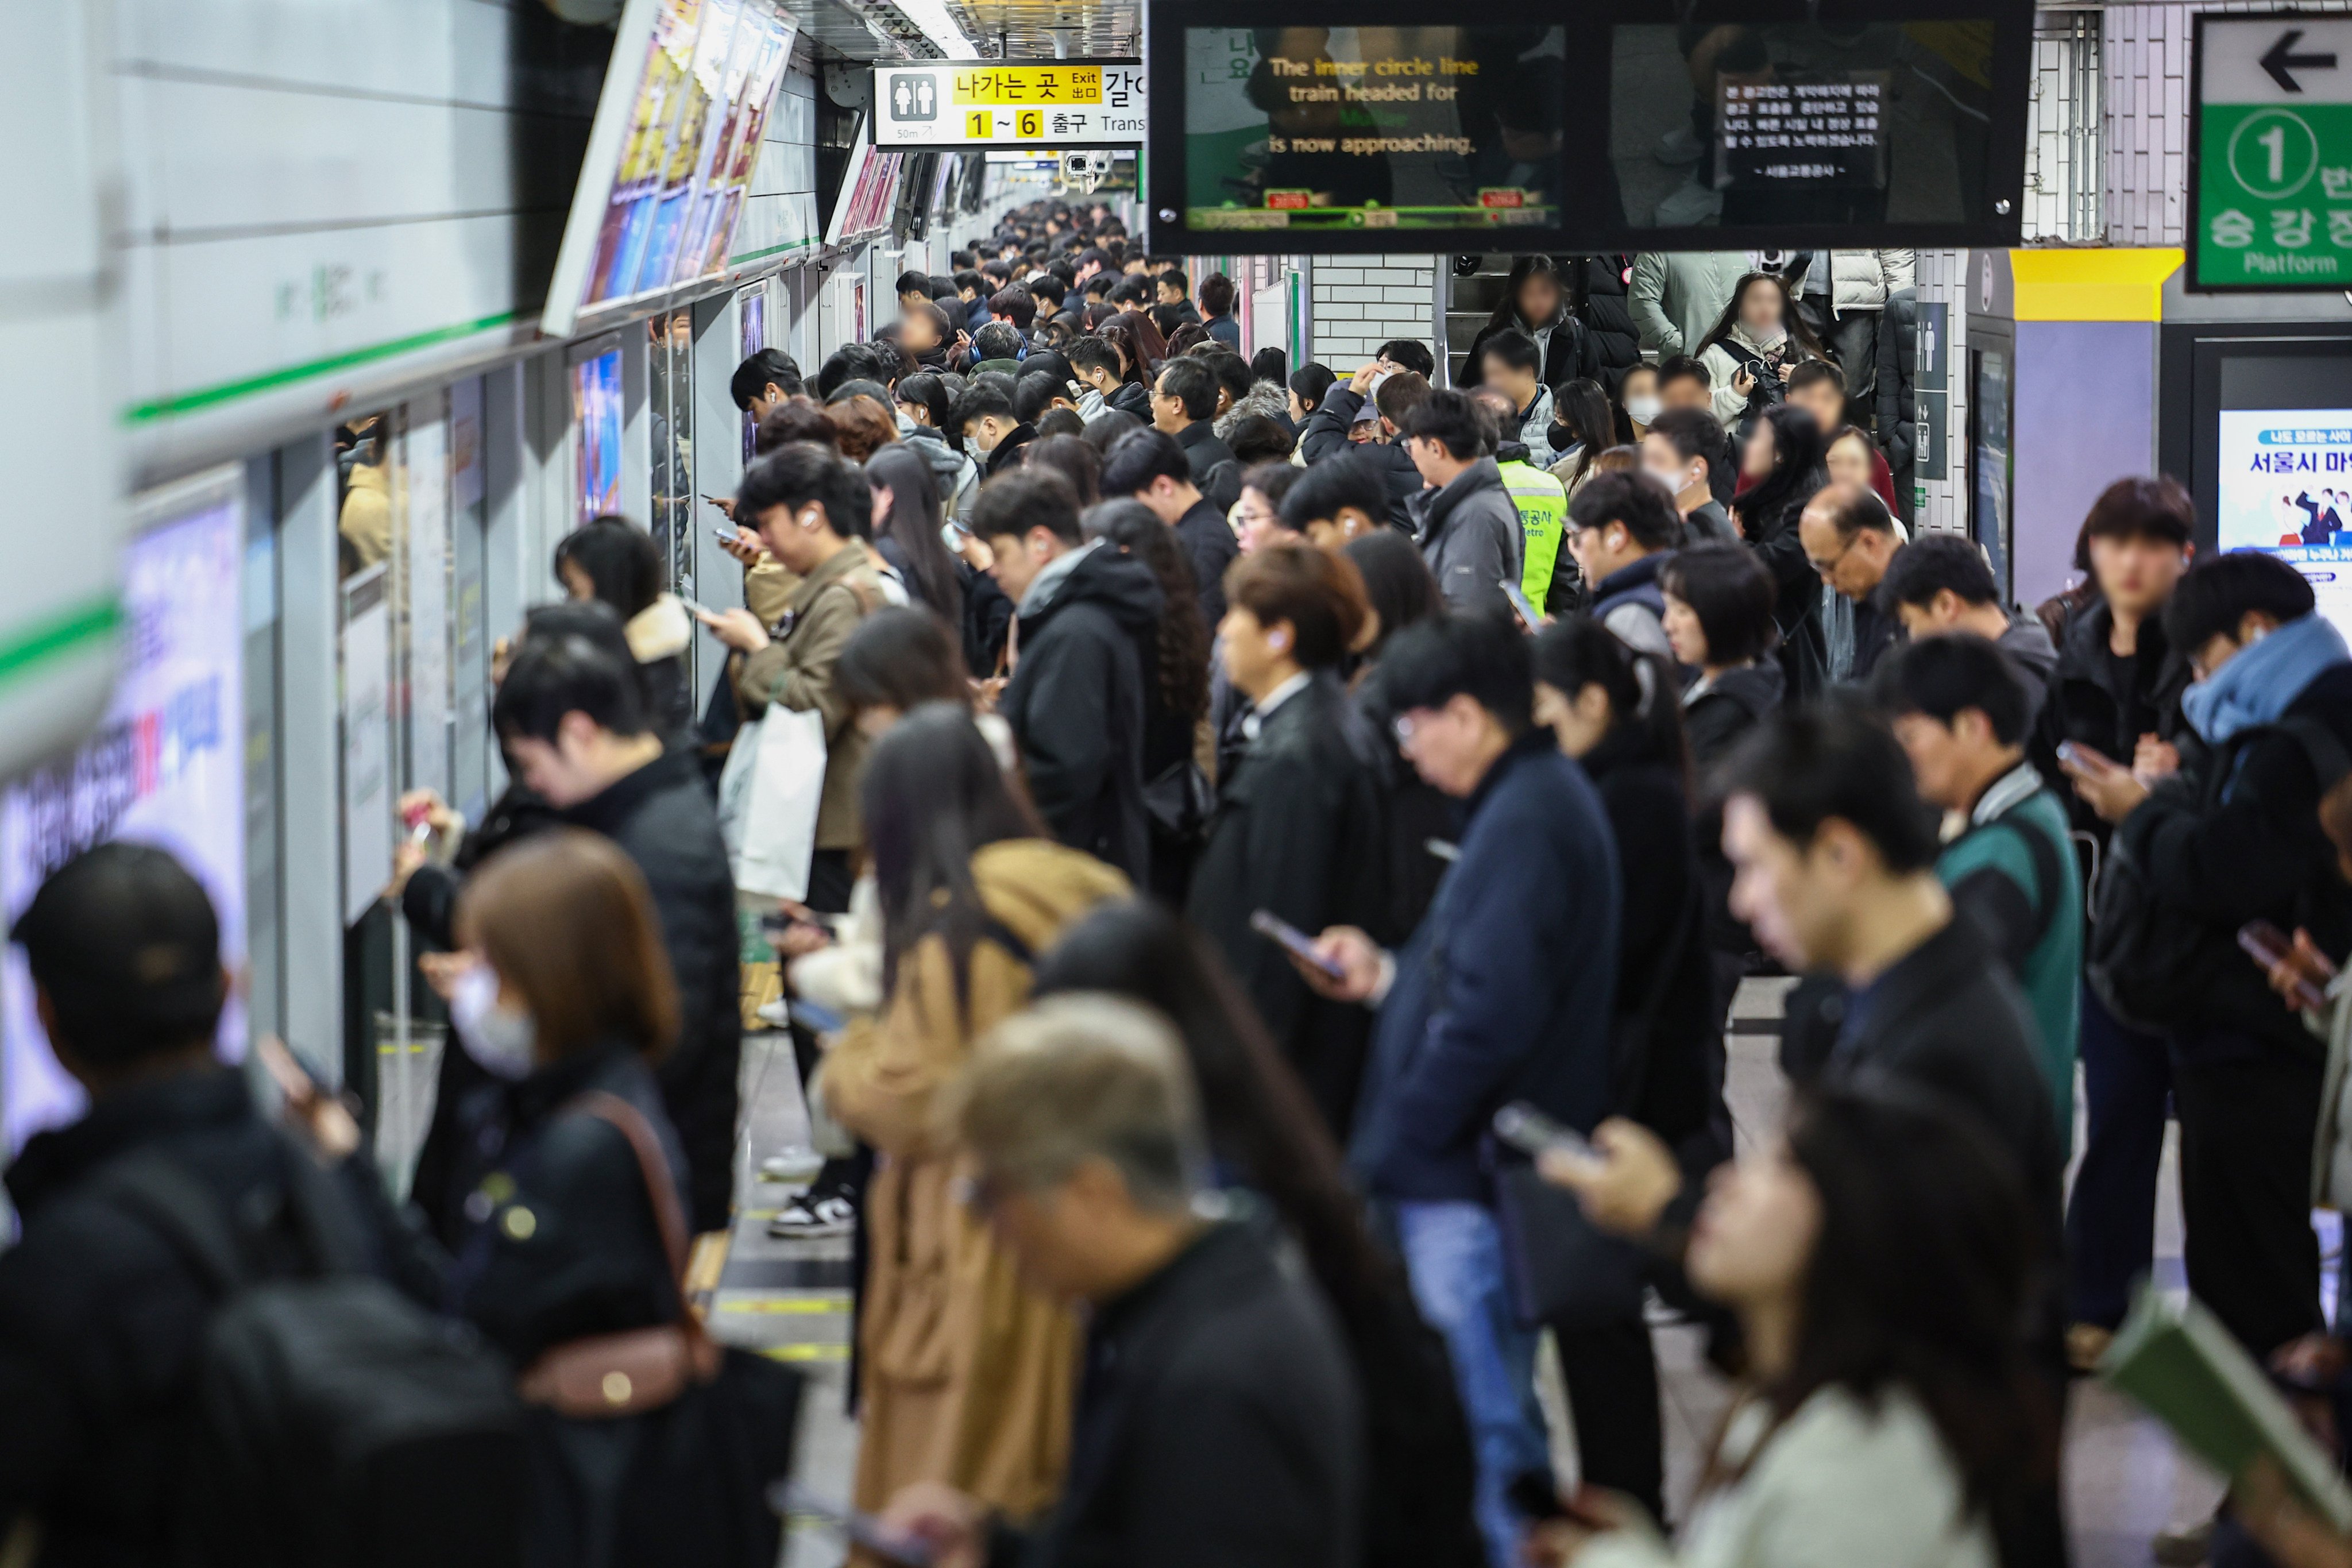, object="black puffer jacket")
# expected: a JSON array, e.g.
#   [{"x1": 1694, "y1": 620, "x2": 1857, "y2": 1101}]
[
  {"x1": 1570, "y1": 254, "x2": 1643, "y2": 396},
  {"x1": 0, "y1": 1071, "x2": 350, "y2": 1566},
  {"x1": 1874, "y1": 288, "x2": 1920, "y2": 510},
  {"x1": 1001, "y1": 544, "x2": 1167, "y2": 885},
  {"x1": 562, "y1": 749, "x2": 741, "y2": 1234},
  {"x1": 1683, "y1": 660, "x2": 1786, "y2": 771},
  {"x1": 1463, "y1": 311, "x2": 1597, "y2": 392},
  {"x1": 1187, "y1": 673, "x2": 1392, "y2": 1137}
]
